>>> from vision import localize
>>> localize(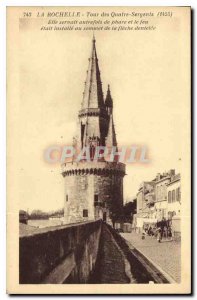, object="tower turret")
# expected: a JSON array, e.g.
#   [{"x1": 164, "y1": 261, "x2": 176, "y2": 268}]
[
  {"x1": 105, "y1": 85, "x2": 117, "y2": 148},
  {"x1": 105, "y1": 84, "x2": 113, "y2": 115},
  {"x1": 81, "y1": 36, "x2": 105, "y2": 110},
  {"x1": 78, "y1": 36, "x2": 108, "y2": 149},
  {"x1": 105, "y1": 114, "x2": 117, "y2": 148},
  {"x1": 62, "y1": 37, "x2": 125, "y2": 224}
]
